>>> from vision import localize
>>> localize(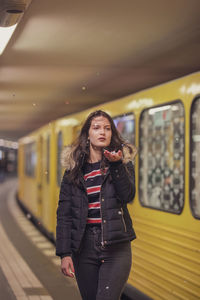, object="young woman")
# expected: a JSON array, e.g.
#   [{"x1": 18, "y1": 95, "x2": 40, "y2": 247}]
[{"x1": 56, "y1": 110, "x2": 137, "y2": 300}]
